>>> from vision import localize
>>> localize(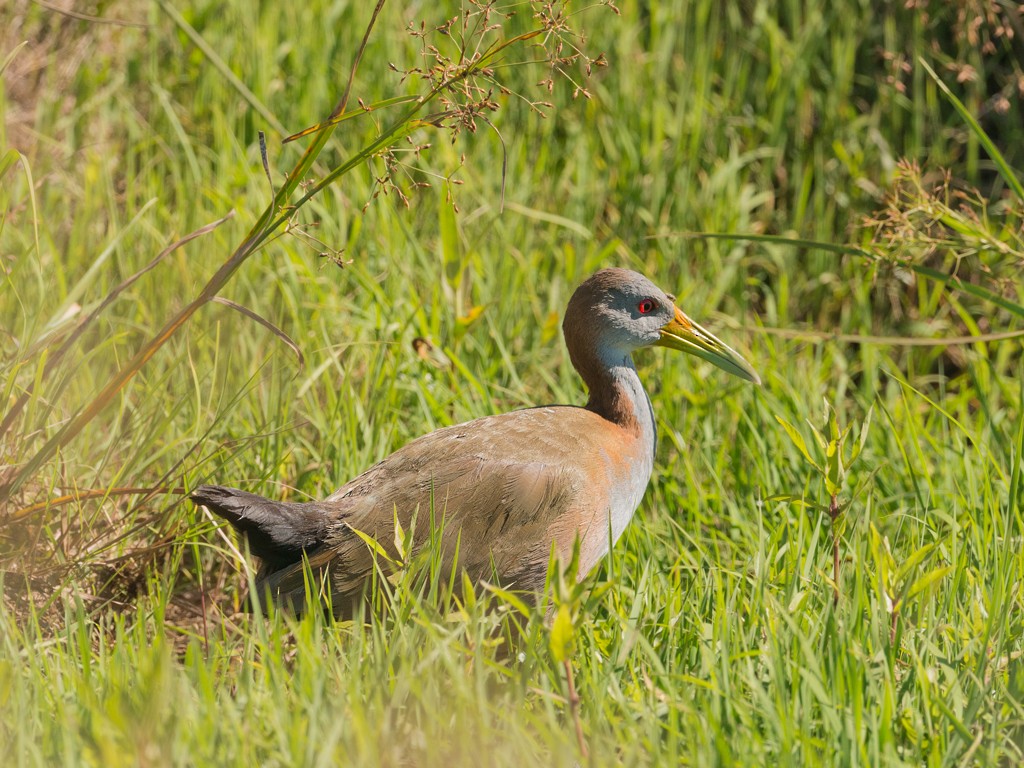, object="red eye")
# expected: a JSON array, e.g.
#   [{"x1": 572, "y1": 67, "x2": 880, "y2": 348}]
[{"x1": 638, "y1": 299, "x2": 656, "y2": 314}]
